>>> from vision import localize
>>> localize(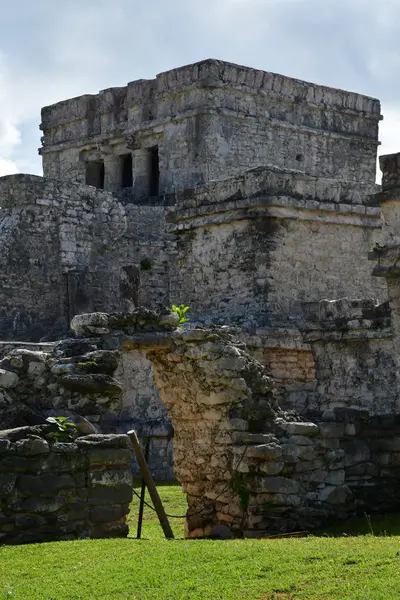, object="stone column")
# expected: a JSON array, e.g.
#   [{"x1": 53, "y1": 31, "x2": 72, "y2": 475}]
[
  {"x1": 103, "y1": 155, "x2": 121, "y2": 193},
  {"x1": 132, "y1": 148, "x2": 150, "y2": 200}
]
